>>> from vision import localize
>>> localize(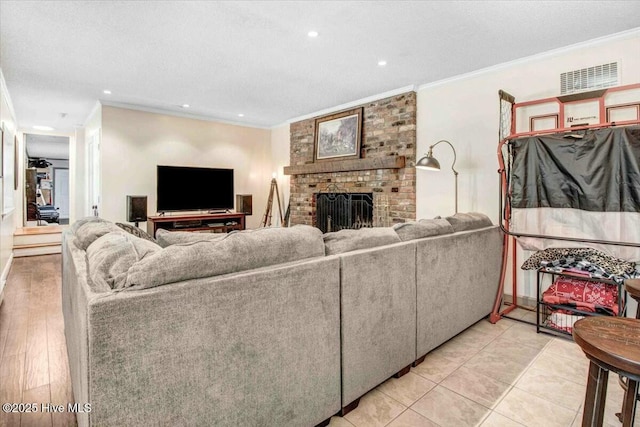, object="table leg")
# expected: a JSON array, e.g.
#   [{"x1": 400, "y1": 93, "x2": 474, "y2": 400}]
[
  {"x1": 582, "y1": 361, "x2": 609, "y2": 427},
  {"x1": 622, "y1": 378, "x2": 638, "y2": 427}
]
